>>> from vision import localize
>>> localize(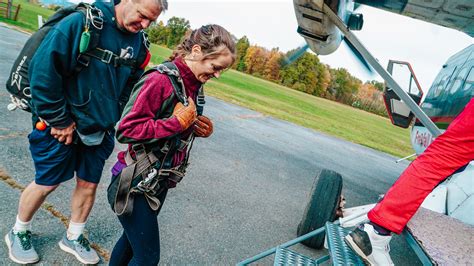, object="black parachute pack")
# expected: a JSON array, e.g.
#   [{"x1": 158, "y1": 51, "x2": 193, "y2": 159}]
[{"x1": 6, "y1": 2, "x2": 151, "y2": 112}]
